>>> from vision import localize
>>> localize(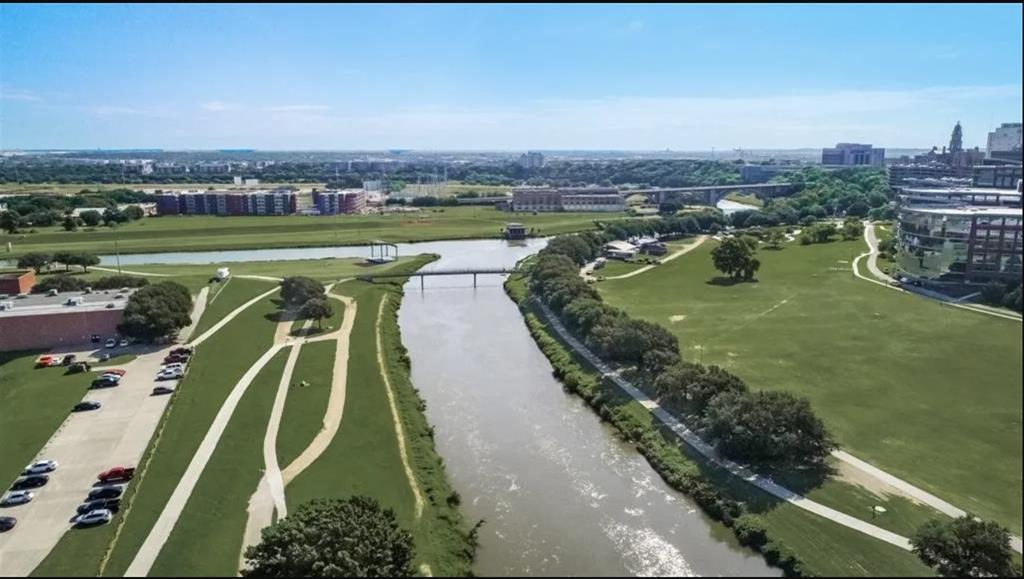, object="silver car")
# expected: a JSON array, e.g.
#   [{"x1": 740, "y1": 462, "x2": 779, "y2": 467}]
[
  {"x1": 23, "y1": 459, "x2": 58, "y2": 475},
  {"x1": 1, "y1": 491, "x2": 34, "y2": 507},
  {"x1": 74, "y1": 509, "x2": 113, "y2": 526}
]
